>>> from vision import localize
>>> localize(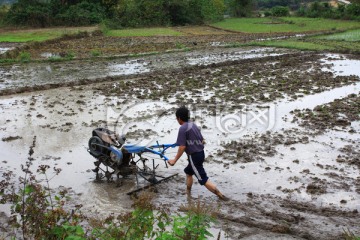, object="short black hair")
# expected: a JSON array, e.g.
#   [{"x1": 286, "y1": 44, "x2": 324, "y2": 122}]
[{"x1": 176, "y1": 106, "x2": 190, "y2": 122}]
